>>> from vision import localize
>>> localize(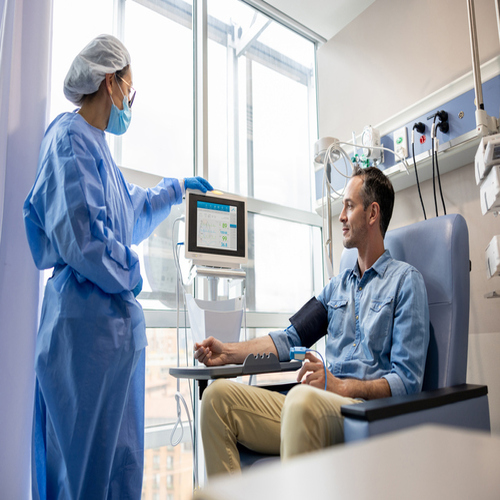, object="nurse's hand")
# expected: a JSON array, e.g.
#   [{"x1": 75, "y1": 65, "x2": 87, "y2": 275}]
[
  {"x1": 184, "y1": 176, "x2": 213, "y2": 193},
  {"x1": 194, "y1": 336, "x2": 228, "y2": 366}
]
